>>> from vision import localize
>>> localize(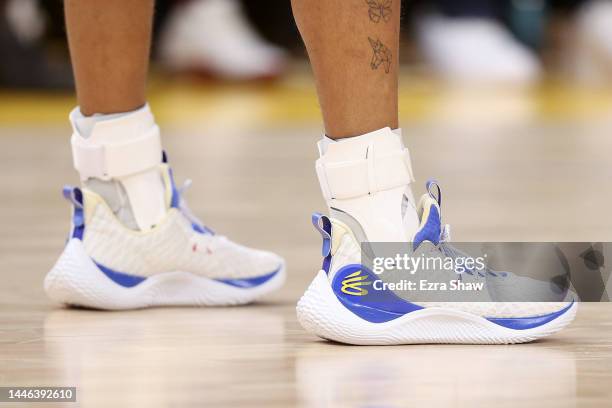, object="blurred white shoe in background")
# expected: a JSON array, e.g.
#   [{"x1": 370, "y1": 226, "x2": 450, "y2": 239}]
[
  {"x1": 159, "y1": 0, "x2": 287, "y2": 81},
  {"x1": 418, "y1": 17, "x2": 541, "y2": 86},
  {"x1": 571, "y1": 0, "x2": 612, "y2": 85}
]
